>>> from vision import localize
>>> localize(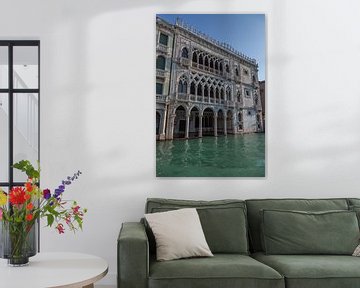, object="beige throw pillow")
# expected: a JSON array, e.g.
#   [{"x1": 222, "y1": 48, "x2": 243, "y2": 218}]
[
  {"x1": 145, "y1": 208, "x2": 213, "y2": 261},
  {"x1": 353, "y1": 244, "x2": 360, "y2": 256}
]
